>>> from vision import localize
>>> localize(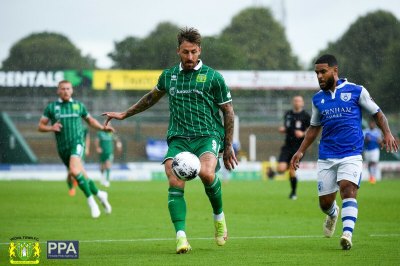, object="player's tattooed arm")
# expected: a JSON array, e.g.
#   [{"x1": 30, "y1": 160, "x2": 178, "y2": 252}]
[
  {"x1": 125, "y1": 87, "x2": 166, "y2": 117},
  {"x1": 102, "y1": 87, "x2": 166, "y2": 125},
  {"x1": 220, "y1": 102, "x2": 238, "y2": 170}
]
